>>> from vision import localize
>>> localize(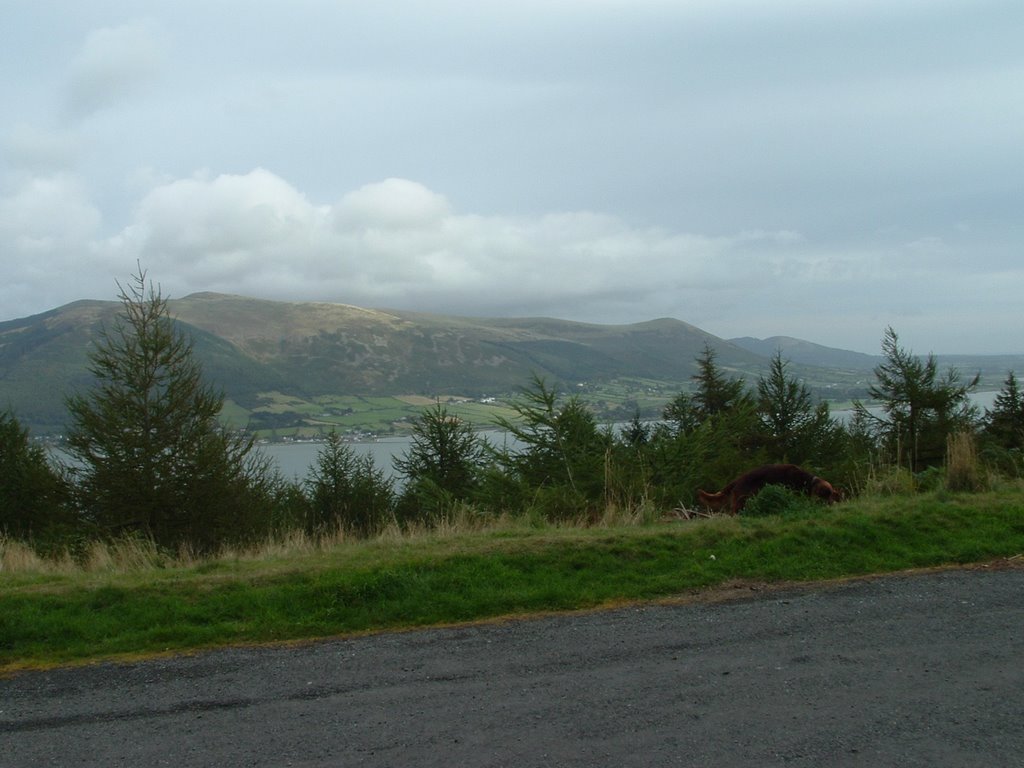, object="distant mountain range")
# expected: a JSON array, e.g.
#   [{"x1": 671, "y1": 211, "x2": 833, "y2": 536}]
[
  {"x1": 1, "y1": 293, "x2": 1019, "y2": 434},
  {"x1": 727, "y1": 336, "x2": 882, "y2": 370}
]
